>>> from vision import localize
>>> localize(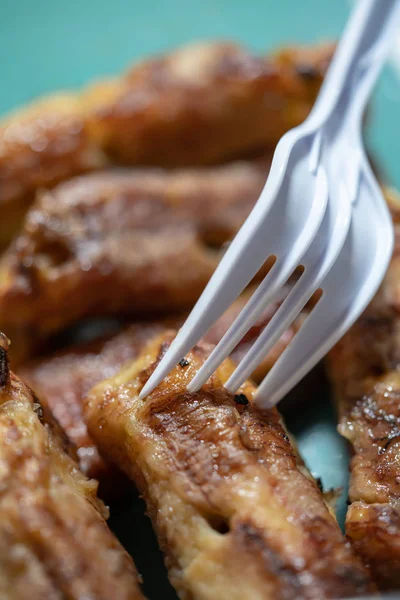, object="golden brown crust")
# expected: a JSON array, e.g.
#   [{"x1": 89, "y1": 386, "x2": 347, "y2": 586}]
[
  {"x1": 0, "y1": 42, "x2": 331, "y2": 248},
  {"x1": 87, "y1": 42, "x2": 332, "y2": 166},
  {"x1": 0, "y1": 96, "x2": 106, "y2": 247},
  {"x1": 207, "y1": 285, "x2": 305, "y2": 381},
  {"x1": 327, "y1": 189, "x2": 400, "y2": 589},
  {"x1": 19, "y1": 288, "x2": 302, "y2": 493},
  {"x1": 0, "y1": 343, "x2": 143, "y2": 599},
  {"x1": 346, "y1": 502, "x2": 400, "y2": 590},
  {"x1": 20, "y1": 321, "x2": 168, "y2": 491},
  {"x1": 0, "y1": 159, "x2": 269, "y2": 356},
  {"x1": 85, "y1": 332, "x2": 373, "y2": 599}
]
